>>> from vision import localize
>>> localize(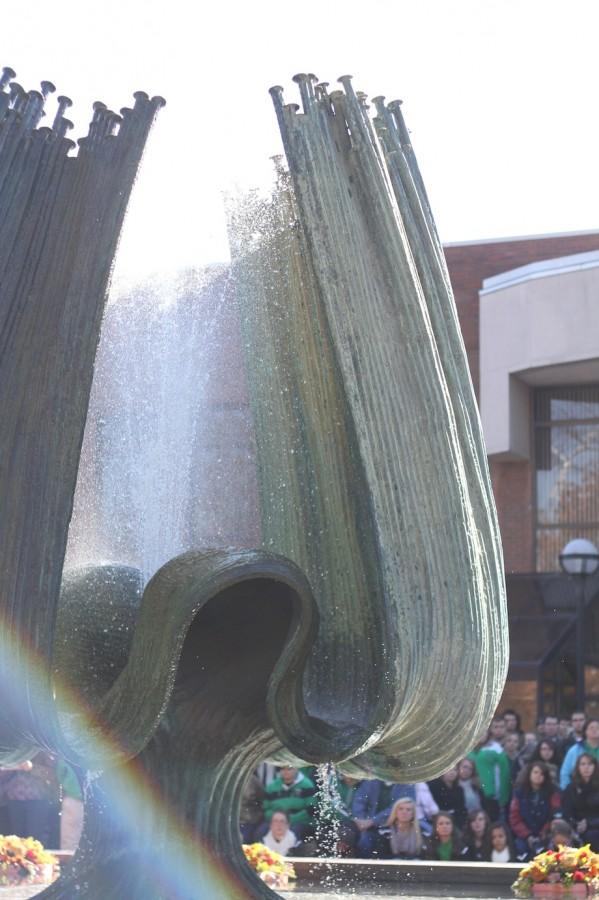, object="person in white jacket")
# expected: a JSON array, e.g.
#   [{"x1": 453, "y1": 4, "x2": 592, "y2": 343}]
[
  {"x1": 262, "y1": 811, "x2": 299, "y2": 856},
  {"x1": 415, "y1": 782, "x2": 439, "y2": 836}
]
